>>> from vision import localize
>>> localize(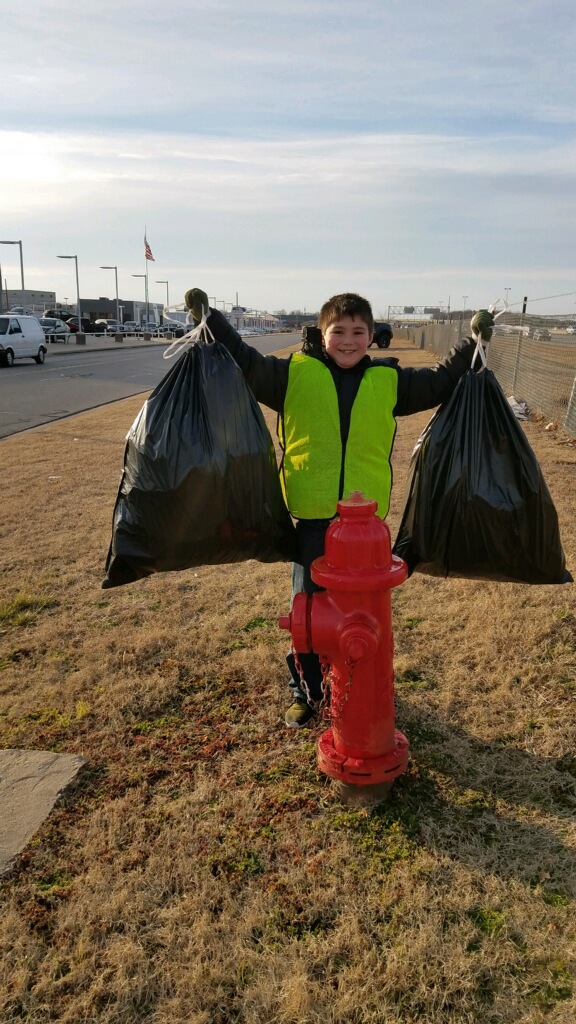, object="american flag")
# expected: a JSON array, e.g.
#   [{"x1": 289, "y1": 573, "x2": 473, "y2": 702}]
[{"x1": 144, "y1": 237, "x2": 155, "y2": 261}]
